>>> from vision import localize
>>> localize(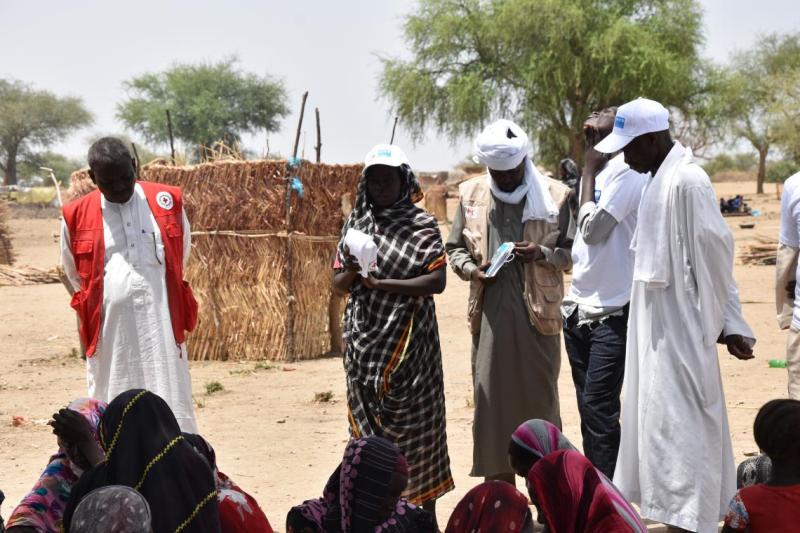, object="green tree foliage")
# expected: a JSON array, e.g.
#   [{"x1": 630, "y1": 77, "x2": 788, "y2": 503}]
[
  {"x1": 702, "y1": 152, "x2": 756, "y2": 178},
  {"x1": 18, "y1": 151, "x2": 84, "y2": 187},
  {"x1": 766, "y1": 159, "x2": 800, "y2": 184},
  {"x1": 117, "y1": 58, "x2": 288, "y2": 161},
  {"x1": 720, "y1": 33, "x2": 800, "y2": 193},
  {"x1": 379, "y1": 0, "x2": 708, "y2": 167},
  {"x1": 0, "y1": 79, "x2": 92, "y2": 185}
]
